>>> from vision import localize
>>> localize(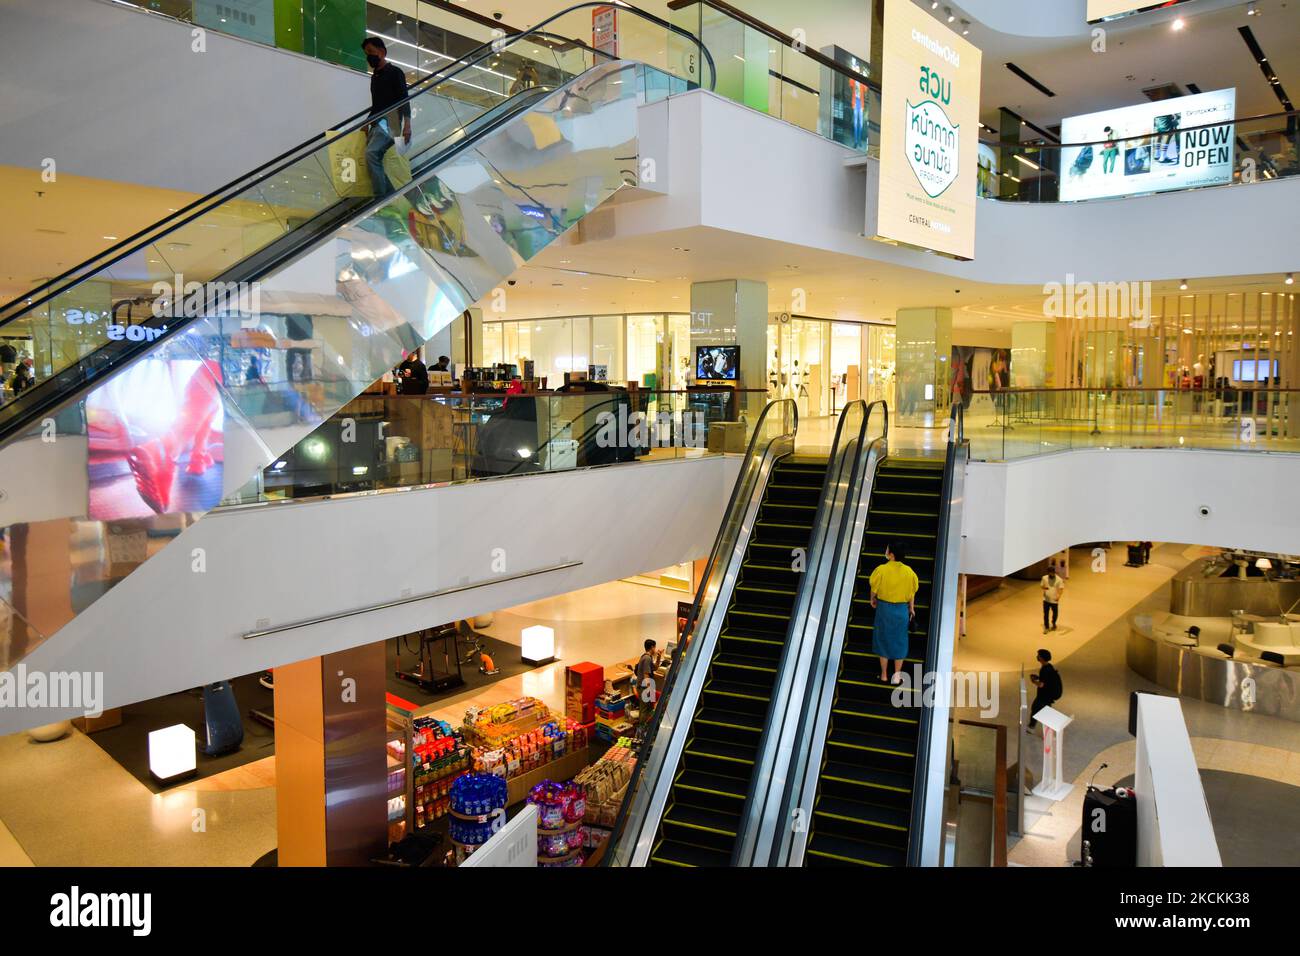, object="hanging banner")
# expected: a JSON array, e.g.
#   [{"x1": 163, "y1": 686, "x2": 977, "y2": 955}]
[
  {"x1": 868, "y1": 0, "x2": 981, "y2": 260},
  {"x1": 592, "y1": 5, "x2": 618, "y2": 58}
]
